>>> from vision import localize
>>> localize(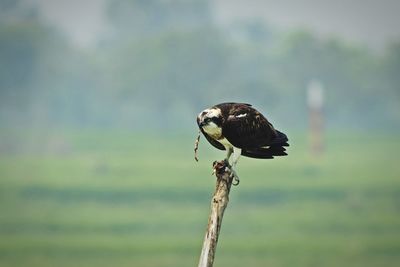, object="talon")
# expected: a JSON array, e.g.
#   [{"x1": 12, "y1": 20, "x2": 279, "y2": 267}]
[
  {"x1": 229, "y1": 170, "x2": 240, "y2": 186},
  {"x1": 223, "y1": 158, "x2": 230, "y2": 167}
]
